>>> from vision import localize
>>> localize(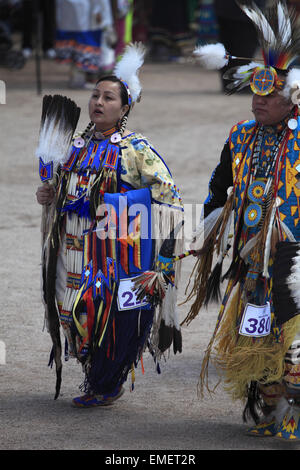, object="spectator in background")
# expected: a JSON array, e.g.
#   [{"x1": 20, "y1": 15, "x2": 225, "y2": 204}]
[
  {"x1": 148, "y1": 0, "x2": 192, "y2": 62},
  {"x1": 55, "y1": 0, "x2": 116, "y2": 89},
  {"x1": 131, "y1": 0, "x2": 152, "y2": 45},
  {"x1": 196, "y1": 0, "x2": 218, "y2": 46},
  {"x1": 110, "y1": 0, "x2": 133, "y2": 59},
  {"x1": 21, "y1": 0, "x2": 56, "y2": 59}
]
